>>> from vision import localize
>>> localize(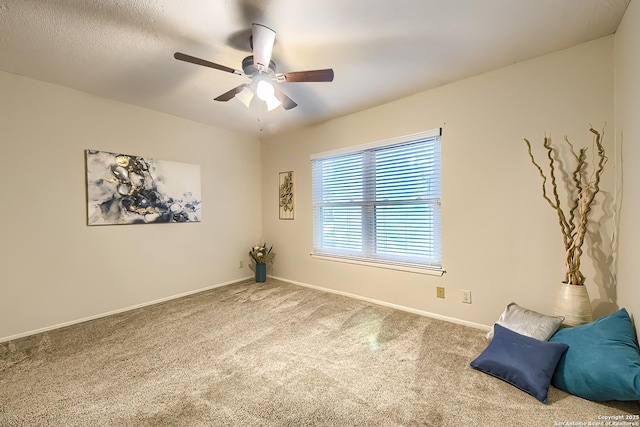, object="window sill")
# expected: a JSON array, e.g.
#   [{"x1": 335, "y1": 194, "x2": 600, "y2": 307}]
[{"x1": 310, "y1": 254, "x2": 445, "y2": 276}]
